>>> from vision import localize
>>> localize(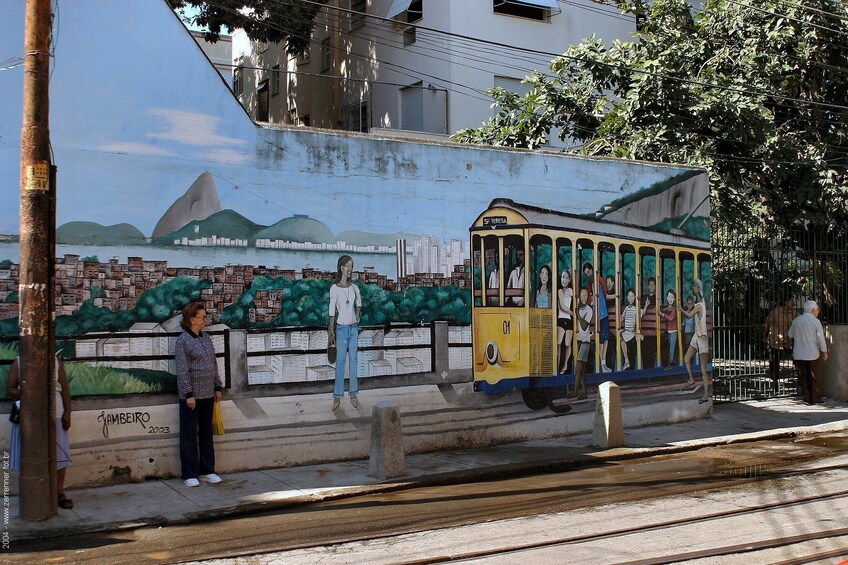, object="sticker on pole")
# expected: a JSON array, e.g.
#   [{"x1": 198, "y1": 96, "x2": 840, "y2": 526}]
[{"x1": 25, "y1": 163, "x2": 50, "y2": 191}]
